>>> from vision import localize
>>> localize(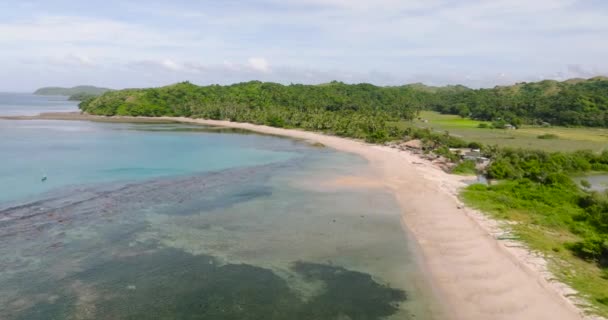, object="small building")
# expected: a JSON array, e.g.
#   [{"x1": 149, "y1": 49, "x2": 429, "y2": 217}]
[
  {"x1": 451, "y1": 148, "x2": 488, "y2": 163},
  {"x1": 449, "y1": 148, "x2": 473, "y2": 156},
  {"x1": 463, "y1": 151, "x2": 482, "y2": 161}
]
